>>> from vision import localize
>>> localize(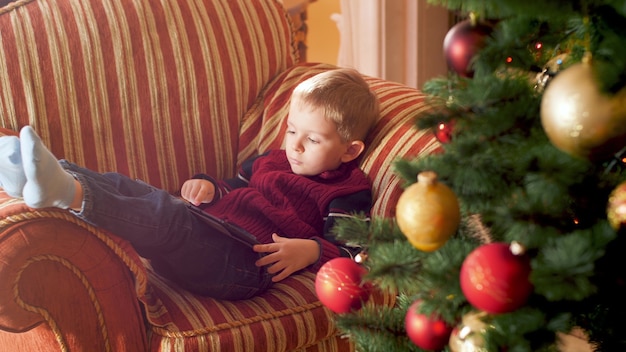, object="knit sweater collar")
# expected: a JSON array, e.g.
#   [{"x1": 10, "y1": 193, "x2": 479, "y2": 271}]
[{"x1": 313, "y1": 159, "x2": 360, "y2": 181}]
